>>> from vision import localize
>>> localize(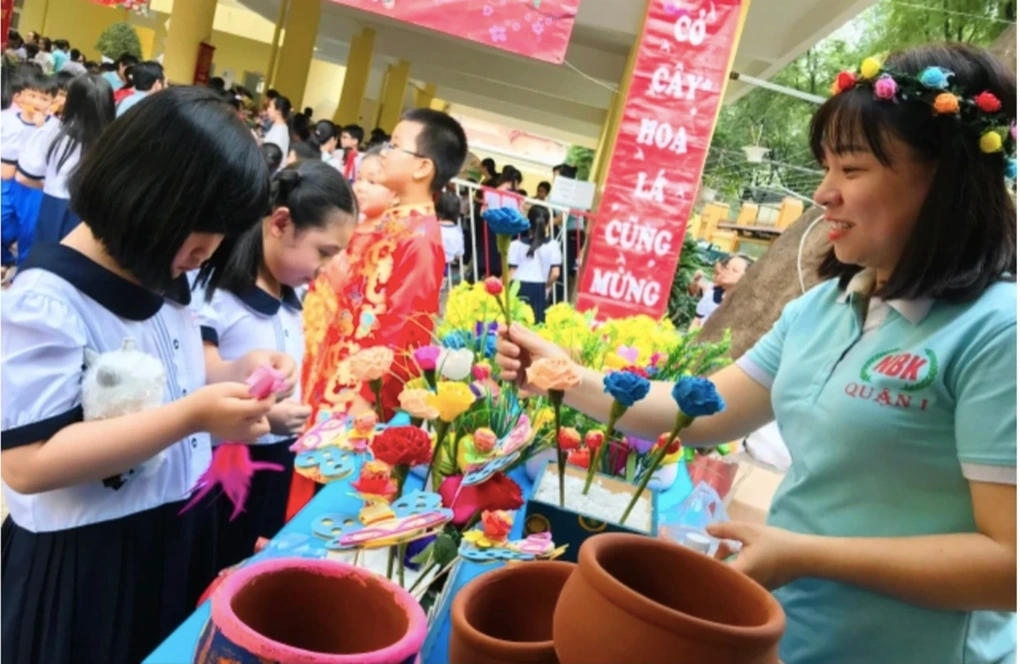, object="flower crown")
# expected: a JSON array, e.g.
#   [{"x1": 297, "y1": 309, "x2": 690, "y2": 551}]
[{"x1": 831, "y1": 56, "x2": 1017, "y2": 180}]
